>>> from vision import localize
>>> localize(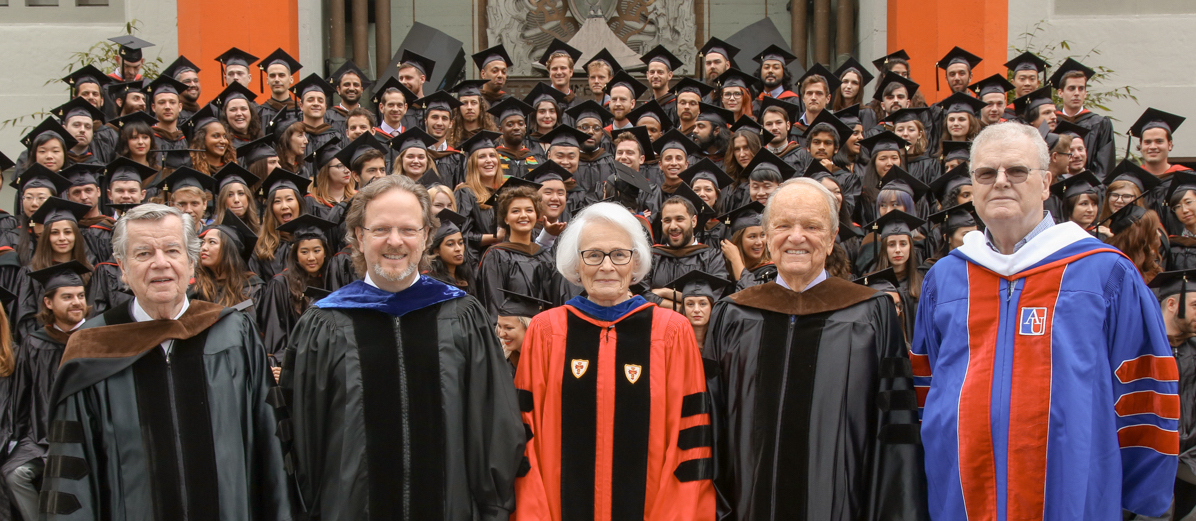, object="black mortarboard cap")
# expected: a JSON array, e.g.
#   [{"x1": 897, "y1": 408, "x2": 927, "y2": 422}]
[
  {"x1": 858, "y1": 130, "x2": 908, "y2": 154},
  {"x1": 30, "y1": 197, "x2": 90, "y2": 226},
  {"x1": 372, "y1": 77, "x2": 417, "y2": 112},
  {"x1": 671, "y1": 179, "x2": 714, "y2": 216},
  {"x1": 1108, "y1": 203, "x2": 1148, "y2": 236},
  {"x1": 698, "y1": 37, "x2": 740, "y2": 63},
  {"x1": 759, "y1": 96, "x2": 801, "y2": 124},
  {"x1": 497, "y1": 288, "x2": 553, "y2": 317},
  {"x1": 400, "y1": 49, "x2": 436, "y2": 78},
  {"x1": 941, "y1": 140, "x2": 972, "y2": 164},
  {"x1": 388, "y1": 127, "x2": 438, "y2": 154},
  {"x1": 0, "y1": 151, "x2": 12, "y2": 173},
  {"x1": 754, "y1": 44, "x2": 798, "y2": 66},
  {"x1": 528, "y1": 160, "x2": 574, "y2": 184},
  {"x1": 969, "y1": 73, "x2": 1015, "y2": 98},
  {"x1": 108, "y1": 35, "x2": 154, "y2": 62},
  {"x1": 627, "y1": 99, "x2": 674, "y2": 131},
  {"x1": 61, "y1": 65, "x2": 112, "y2": 90},
  {"x1": 10, "y1": 164, "x2": 71, "y2": 194},
  {"x1": 276, "y1": 213, "x2": 336, "y2": 241},
  {"x1": 213, "y1": 162, "x2": 260, "y2": 191},
  {"x1": 585, "y1": 49, "x2": 624, "y2": 76},
  {"x1": 291, "y1": 73, "x2": 334, "y2": 101},
  {"x1": 523, "y1": 82, "x2": 568, "y2": 109},
  {"x1": 212, "y1": 81, "x2": 258, "y2": 110},
  {"x1": 204, "y1": 209, "x2": 259, "y2": 261},
  {"x1": 940, "y1": 92, "x2": 987, "y2": 117},
  {"x1": 611, "y1": 126, "x2": 656, "y2": 162},
  {"x1": 162, "y1": 55, "x2": 201, "y2": 79},
  {"x1": 1052, "y1": 120, "x2": 1089, "y2": 140},
  {"x1": 881, "y1": 106, "x2": 928, "y2": 126},
  {"x1": 873, "y1": 71, "x2": 920, "y2": 102},
  {"x1": 928, "y1": 201, "x2": 979, "y2": 230},
  {"x1": 640, "y1": 45, "x2": 683, "y2": 71},
  {"x1": 459, "y1": 130, "x2": 502, "y2": 157},
  {"x1": 487, "y1": 97, "x2": 533, "y2": 124},
  {"x1": 259, "y1": 168, "x2": 311, "y2": 198},
  {"x1": 21, "y1": 118, "x2": 77, "y2": 151},
  {"x1": 839, "y1": 221, "x2": 865, "y2": 242},
  {"x1": 1128, "y1": 108, "x2": 1185, "y2": 139},
  {"x1": 880, "y1": 166, "x2": 931, "y2": 201},
  {"x1": 417, "y1": 90, "x2": 463, "y2": 115},
  {"x1": 930, "y1": 163, "x2": 973, "y2": 201},
  {"x1": 180, "y1": 104, "x2": 221, "y2": 142},
  {"x1": 937, "y1": 46, "x2": 983, "y2": 71},
  {"x1": 236, "y1": 135, "x2": 279, "y2": 164},
  {"x1": 335, "y1": 132, "x2": 388, "y2": 168},
  {"x1": 482, "y1": 175, "x2": 544, "y2": 207},
  {"x1": 833, "y1": 57, "x2": 875, "y2": 87},
  {"x1": 450, "y1": 79, "x2": 490, "y2": 98},
  {"x1": 60, "y1": 163, "x2": 104, "y2": 188},
  {"x1": 870, "y1": 209, "x2": 925, "y2": 239},
  {"x1": 1005, "y1": 51, "x2": 1048, "y2": 73},
  {"x1": 1012, "y1": 86, "x2": 1054, "y2": 117},
  {"x1": 716, "y1": 201, "x2": 765, "y2": 234},
  {"x1": 215, "y1": 47, "x2": 259, "y2": 70},
  {"x1": 803, "y1": 159, "x2": 836, "y2": 183},
  {"x1": 473, "y1": 44, "x2": 514, "y2": 70},
  {"x1": 538, "y1": 39, "x2": 583, "y2": 67},
  {"x1": 30, "y1": 260, "x2": 91, "y2": 292},
  {"x1": 696, "y1": 102, "x2": 734, "y2": 127},
  {"x1": 802, "y1": 110, "x2": 852, "y2": 147},
  {"x1": 152, "y1": 148, "x2": 202, "y2": 171},
  {"x1": 434, "y1": 208, "x2": 467, "y2": 243},
  {"x1": 652, "y1": 128, "x2": 701, "y2": 157},
  {"x1": 872, "y1": 49, "x2": 911, "y2": 72},
  {"x1": 743, "y1": 149, "x2": 797, "y2": 180},
  {"x1": 0, "y1": 286, "x2": 15, "y2": 305},
  {"x1": 670, "y1": 78, "x2": 715, "y2": 98},
  {"x1": 565, "y1": 100, "x2": 614, "y2": 125},
  {"x1": 540, "y1": 125, "x2": 591, "y2": 149},
  {"x1": 603, "y1": 70, "x2": 647, "y2": 99},
  {"x1": 796, "y1": 63, "x2": 842, "y2": 94},
  {"x1": 610, "y1": 162, "x2": 652, "y2": 196},
  {"x1": 715, "y1": 68, "x2": 762, "y2": 94},
  {"x1": 146, "y1": 75, "x2": 188, "y2": 100},
  {"x1": 328, "y1": 60, "x2": 372, "y2": 86},
  {"x1": 259, "y1": 48, "x2": 302, "y2": 73},
  {"x1": 159, "y1": 166, "x2": 216, "y2": 194},
  {"x1": 417, "y1": 170, "x2": 442, "y2": 189},
  {"x1": 1049, "y1": 170, "x2": 1100, "y2": 200},
  {"x1": 731, "y1": 116, "x2": 775, "y2": 145},
  {"x1": 51, "y1": 97, "x2": 106, "y2": 126},
  {"x1": 853, "y1": 268, "x2": 901, "y2": 293},
  {"x1": 110, "y1": 110, "x2": 158, "y2": 130},
  {"x1": 106, "y1": 80, "x2": 147, "y2": 101},
  {"x1": 679, "y1": 158, "x2": 733, "y2": 190},
  {"x1": 1047, "y1": 58, "x2": 1096, "y2": 89},
  {"x1": 667, "y1": 270, "x2": 731, "y2": 301},
  {"x1": 304, "y1": 286, "x2": 332, "y2": 302},
  {"x1": 308, "y1": 136, "x2": 344, "y2": 169},
  {"x1": 1149, "y1": 269, "x2": 1196, "y2": 319},
  {"x1": 1104, "y1": 159, "x2": 1161, "y2": 193}
]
